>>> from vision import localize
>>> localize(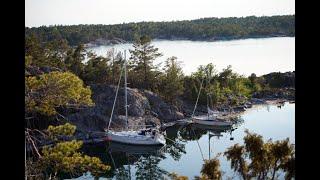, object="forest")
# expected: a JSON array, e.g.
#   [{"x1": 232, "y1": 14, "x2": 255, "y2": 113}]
[
  {"x1": 26, "y1": 34, "x2": 294, "y2": 110},
  {"x1": 25, "y1": 15, "x2": 295, "y2": 46}
]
